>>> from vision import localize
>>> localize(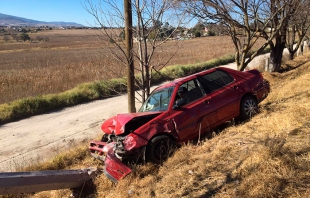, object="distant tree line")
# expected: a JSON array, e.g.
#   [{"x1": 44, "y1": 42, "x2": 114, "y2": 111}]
[
  {"x1": 1, "y1": 33, "x2": 50, "y2": 43},
  {"x1": 0, "y1": 27, "x2": 52, "y2": 43}
]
